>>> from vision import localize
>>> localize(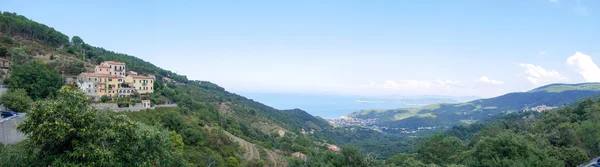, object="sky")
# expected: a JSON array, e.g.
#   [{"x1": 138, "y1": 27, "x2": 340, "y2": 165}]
[{"x1": 2, "y1": 0, "x2": 600, "y2": 98}]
